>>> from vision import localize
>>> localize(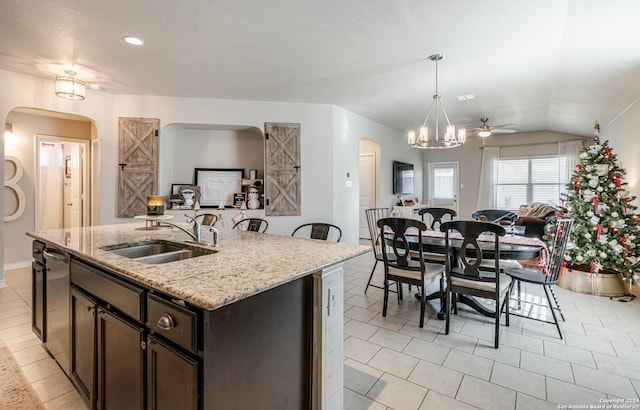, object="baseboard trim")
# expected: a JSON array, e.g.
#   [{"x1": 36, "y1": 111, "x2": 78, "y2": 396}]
[{"x1": 3, "y1": 261, "x2": 31, "y2": 271}]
